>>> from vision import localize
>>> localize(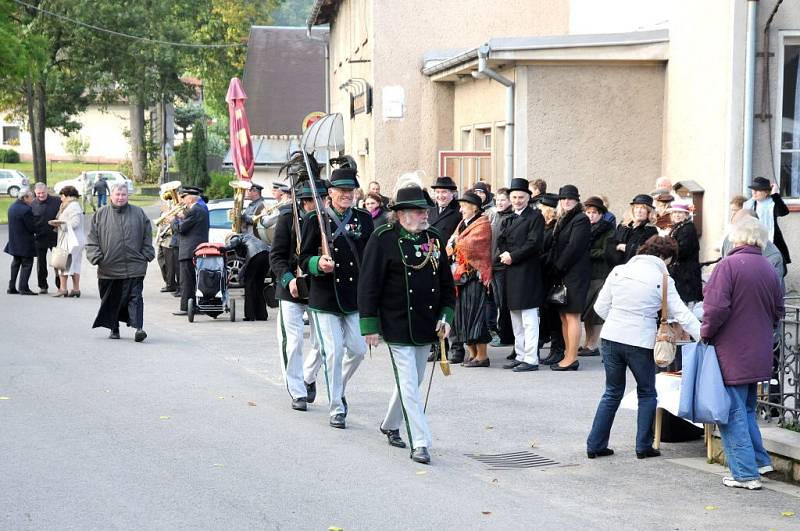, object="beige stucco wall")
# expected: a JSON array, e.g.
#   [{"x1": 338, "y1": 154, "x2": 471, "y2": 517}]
[
  {"x1": 4, "y1": 104, "x2": 130, "y2": 163},
  {"x1": 520, "y1": 63, "x2": 665, "y2": 211},
  {"x1": 324, "y1": 0, "x2": 570, "y2": 192}
]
